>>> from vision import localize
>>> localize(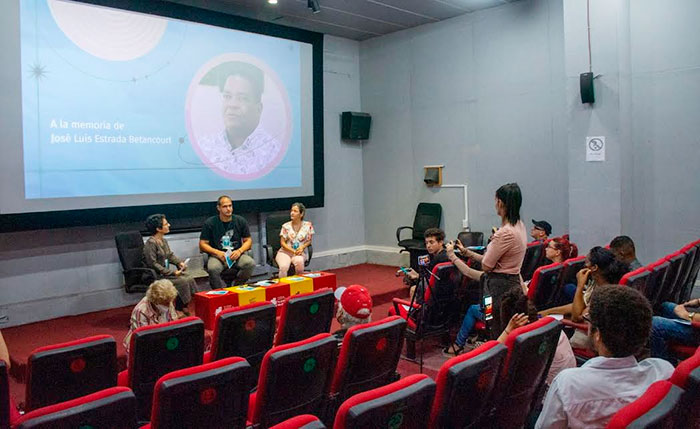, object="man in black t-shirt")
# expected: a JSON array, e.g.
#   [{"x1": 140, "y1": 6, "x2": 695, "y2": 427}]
[{"x1": 199, "y1": 196, "x2": 256, "y2": 288}]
